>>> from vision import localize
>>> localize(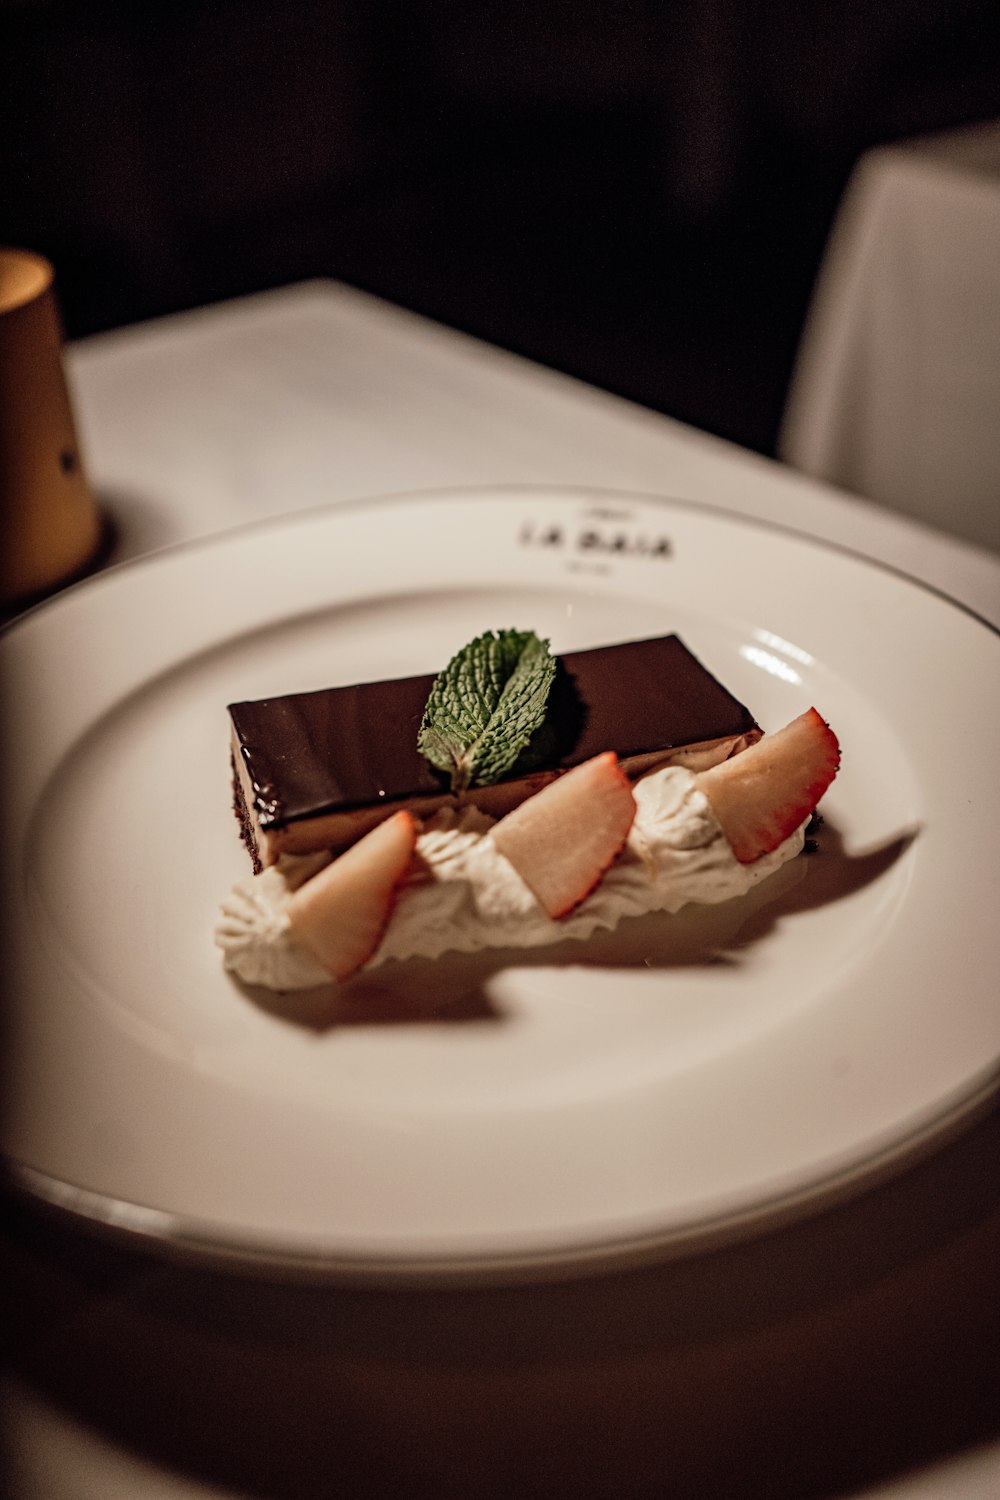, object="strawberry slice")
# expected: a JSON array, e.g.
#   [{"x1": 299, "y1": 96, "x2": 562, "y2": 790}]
[
  {"x1": 286, "y1": 810, "x2": 418, "y2": 980},
  {"x1": 698, "y1": 708, "x2": 840, "y2": 863},
  {"x1": 491, "y1": 751, "x2": 636, "y2": 919}
]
